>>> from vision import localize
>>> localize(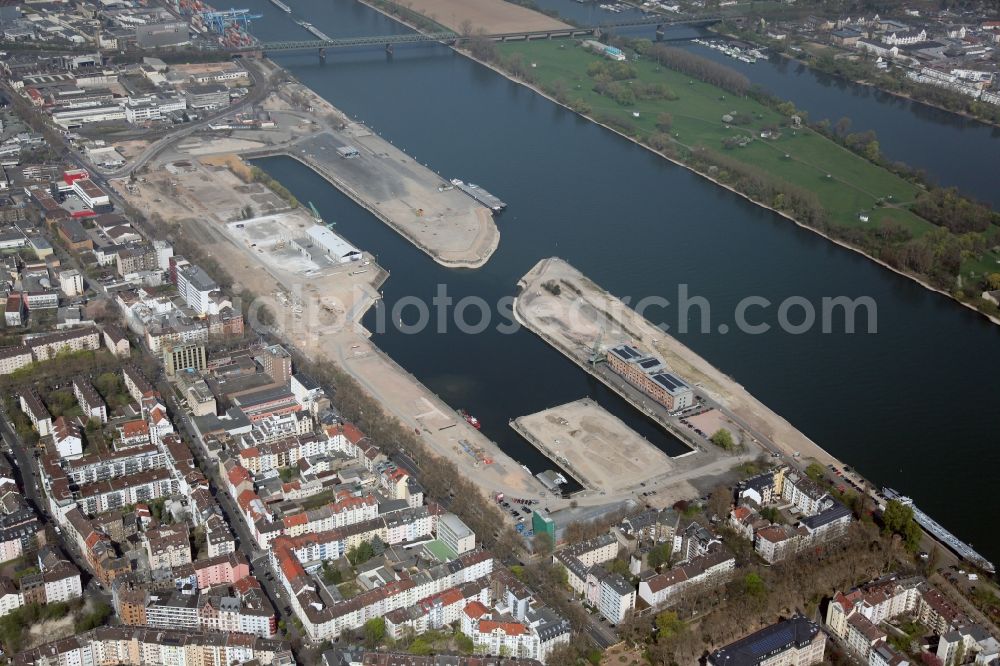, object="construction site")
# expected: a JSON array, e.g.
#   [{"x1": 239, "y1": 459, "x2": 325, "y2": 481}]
[
  {"x1": 514, "y1": 258, "x2": 841, "y2": 468},
  {"x1": 511, "y1": 398, "x2": 675, "y2": 495}
]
